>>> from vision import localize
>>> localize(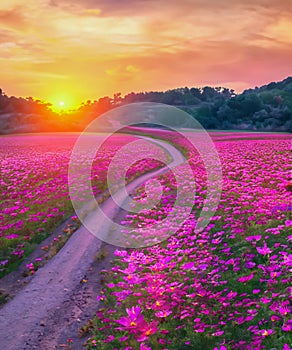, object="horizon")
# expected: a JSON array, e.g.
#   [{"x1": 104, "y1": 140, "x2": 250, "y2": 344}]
[
  {"x1": 1, "y1": 0, "x2": 291, "y2": 111},
  {"x1": 1, "y1": 75, "x2": 290, "y2": 113}
]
